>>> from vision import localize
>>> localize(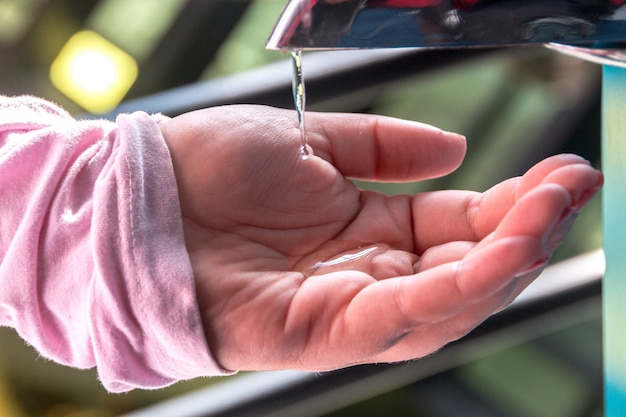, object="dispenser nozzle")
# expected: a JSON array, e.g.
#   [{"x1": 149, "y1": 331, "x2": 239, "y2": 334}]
[{"x1": 267, "y1": 0, "x2": 626, "y2": 51}]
